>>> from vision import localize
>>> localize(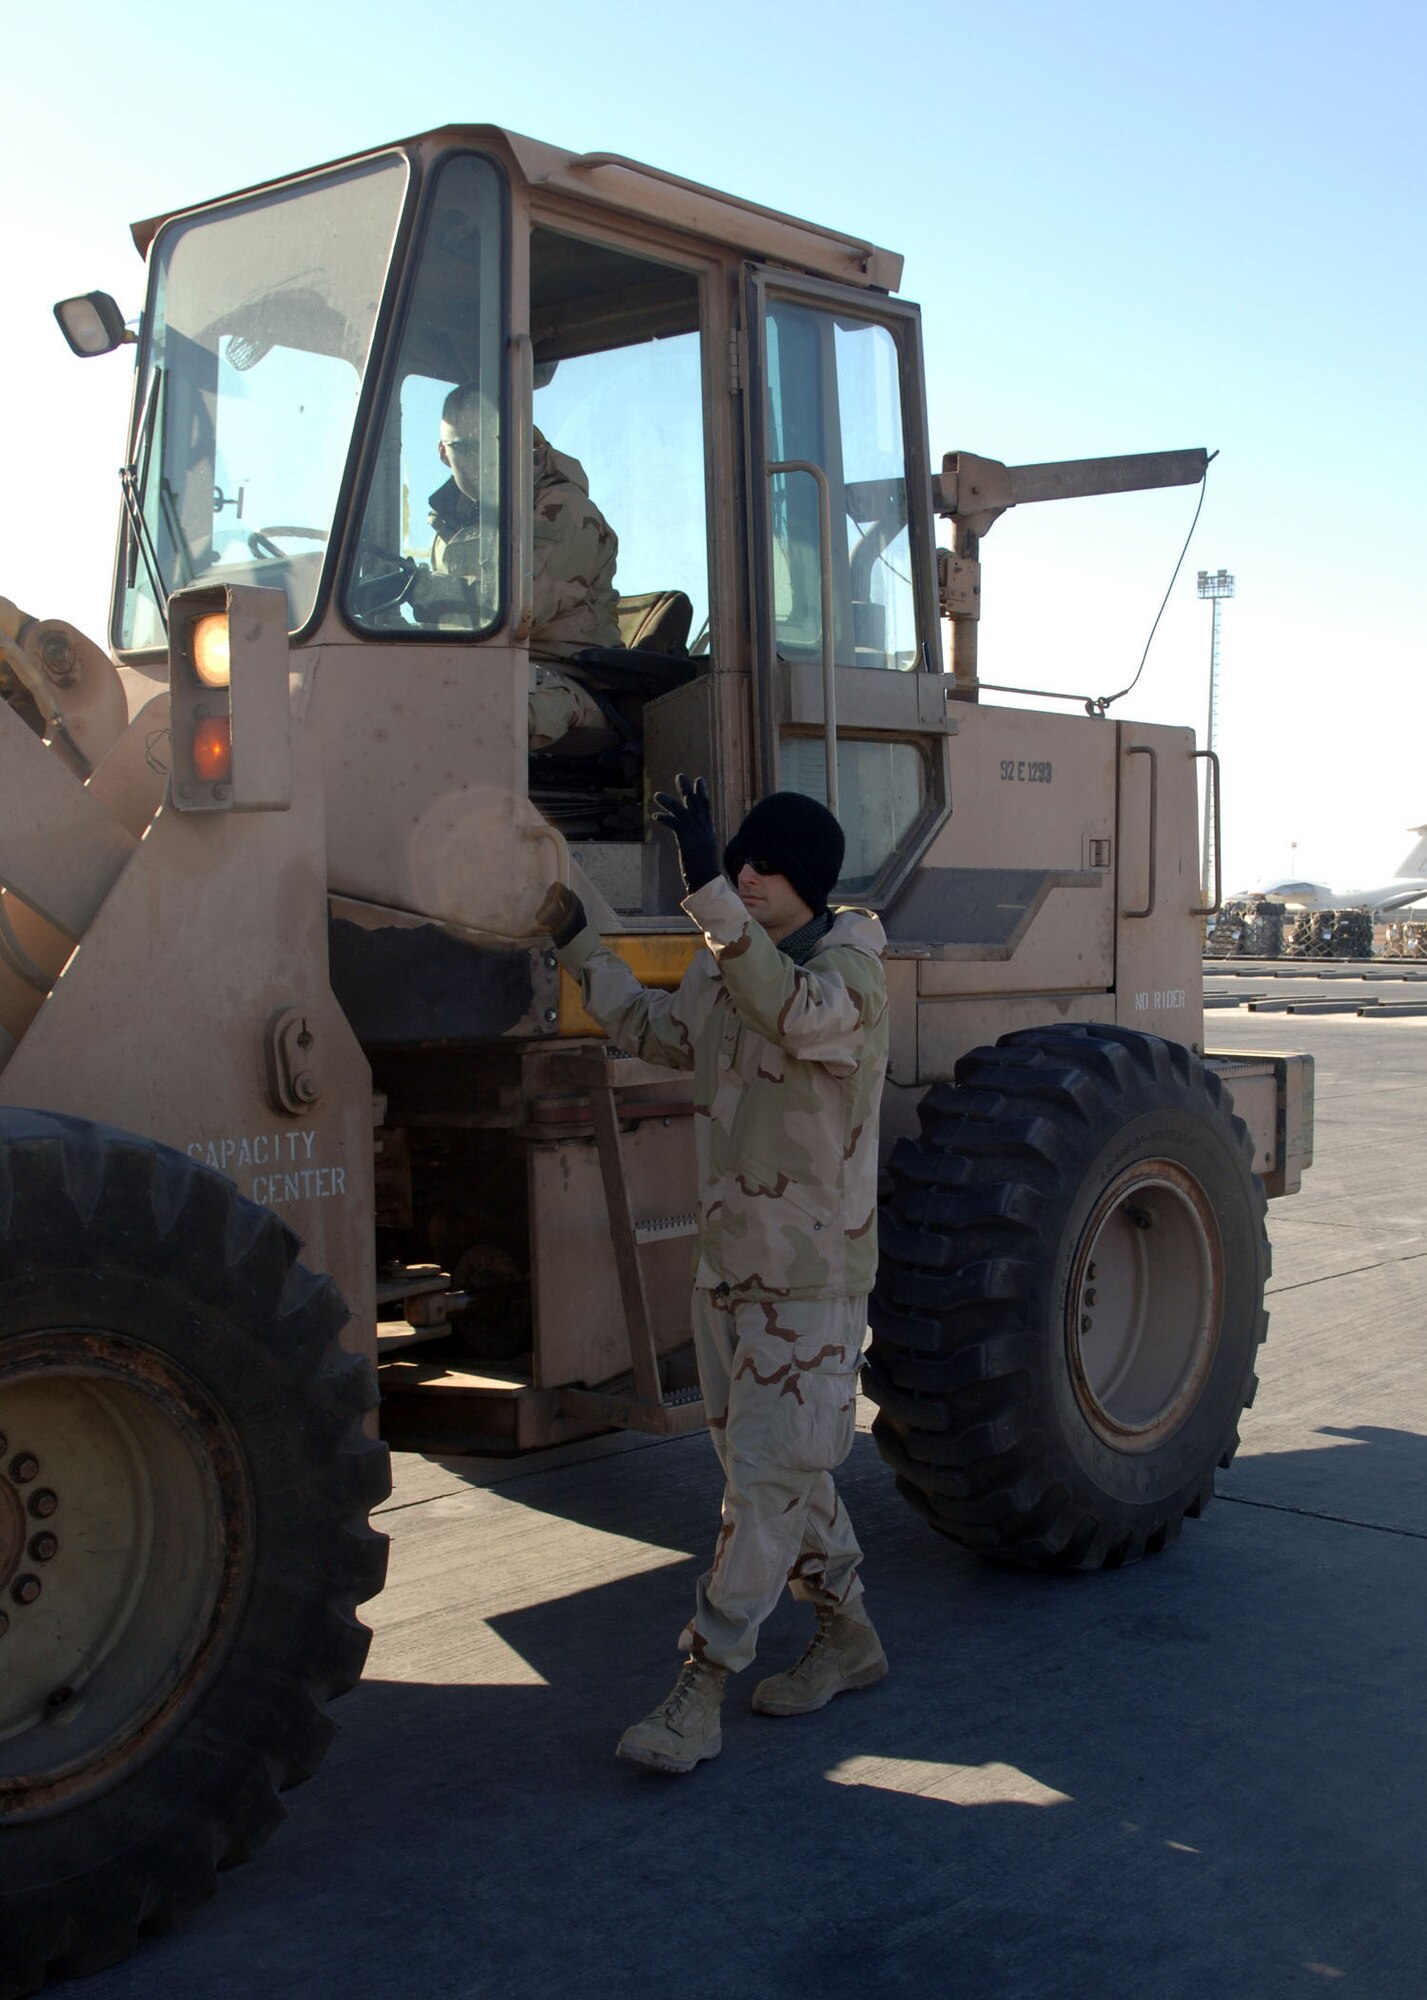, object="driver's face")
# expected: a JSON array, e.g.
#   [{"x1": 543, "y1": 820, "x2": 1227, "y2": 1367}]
[{"x1": 438, "y1": 422, "x2": 480, "y2": 501}]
